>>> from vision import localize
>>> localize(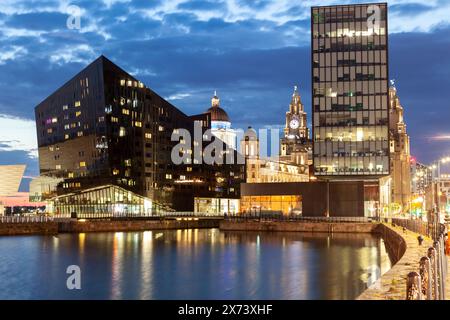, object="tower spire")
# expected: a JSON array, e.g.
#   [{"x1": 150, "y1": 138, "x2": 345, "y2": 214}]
[{"x1": 211, "y1": 90, "x2": 220, "y2": 107}]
